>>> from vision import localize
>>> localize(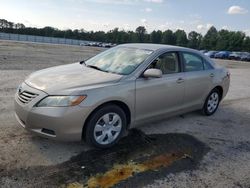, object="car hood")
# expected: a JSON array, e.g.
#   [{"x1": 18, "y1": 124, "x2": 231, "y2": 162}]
[{"x1": 25, "y1": 63, "x2": 123, "y2": 94}]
